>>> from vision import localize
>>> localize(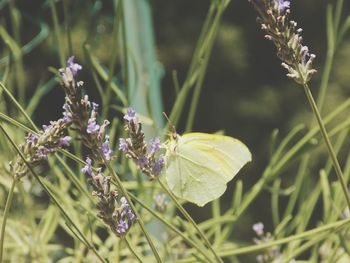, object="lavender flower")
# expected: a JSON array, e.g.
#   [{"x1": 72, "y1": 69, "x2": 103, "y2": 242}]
[
  {"x1": 277, "y1": 0, "x2": 290, "y2": 12},
  {"x1": 36, "y1": 147, "x2": 51, "y2": 159},
  {"x1": 58, "y1": 136, "x2": 71, "y2": 147},
  {"x1": 11, "y1": 114, "x2": 72, "y2": 180},
  {"x1": 252, "y1": 222, "x2": 264, "y2": 236},
  {"x1": 26, "y1": 133, "x2": 37, "y2": 144},
  {"x1": 92, "y1": 102, "x2": 99, "y2": 112},
  {"x1": 57, "y1": 56, "x2": 136, "y2": 238},
  {"x1": 67, "y1": 56, "x2": 82, "y2": 76},
  {"x1": 249, "y1": 0, "x2": 317, "y2": 84},
  {"x1": 62, "y1": 103, "x2": 72, "y2": 123},
  {"x1": 87, "y1": 118, "x2": 100, "y2": 134},
  {"x1": 138, "y1": 156, "x2": 149, "y2": 168},
  {"x1": 252, "y1": 221, "x2": 287, "y2": 262},
  {"x1": 116, "y1": 220, "x2": 128, "y2": 235},
  {"x1": 119, "y1": 197, "x2": 136, "y2": 225},
  {"x1": 150, "y1": 137, "x2": 161, "y2": 153},
  {"x1": 152, "y1": 156, "x2": 165, "y2": 176},
  {"x1": 101, "y1": 136, "x2": 112, "y2": 161},
  {"x1": 119, "y1": 138, "x2": 129, "y2": 153},
  {"x1": 82, "y1": 157, "x2": 93, "y2": 176},
  {"x1": 42, "y1": 124, "x2": 52, "y2": 131},
  {"x1": 124, "y1": 107, "x2": 138, "y2": 124},
  {"x1": 120, "y1": 107, "x2": 166, "y2": 178}
]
